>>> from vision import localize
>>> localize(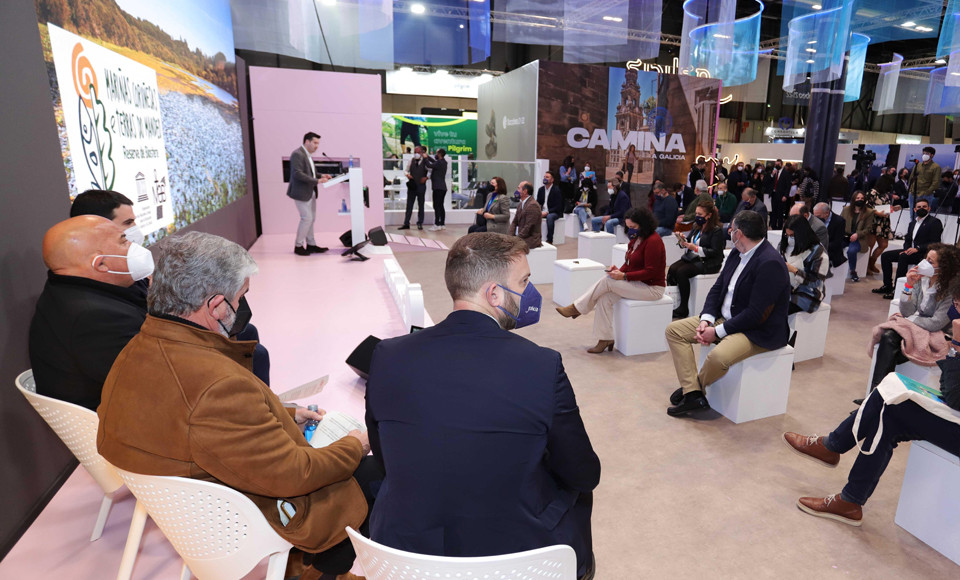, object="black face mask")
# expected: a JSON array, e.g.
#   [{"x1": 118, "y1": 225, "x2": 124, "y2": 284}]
[
  {"x1": 855, "y1": 200, "x2": 866, "y2": 207},
  {"x1": 217, "y1": 295, "x2": 252, "y2": 338},
  {"x1": 916, "y1": 208, "x2": 929, "y2": 218}
]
